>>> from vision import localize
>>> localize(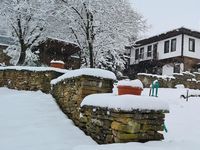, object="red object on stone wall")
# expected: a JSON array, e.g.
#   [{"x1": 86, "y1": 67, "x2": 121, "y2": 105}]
[
  {"x1": 50, "y1": 60, "x2": 65, "y2": 69},
  {"x1": 117, "y1": 86, "x2": 143, "y2": 96}
]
